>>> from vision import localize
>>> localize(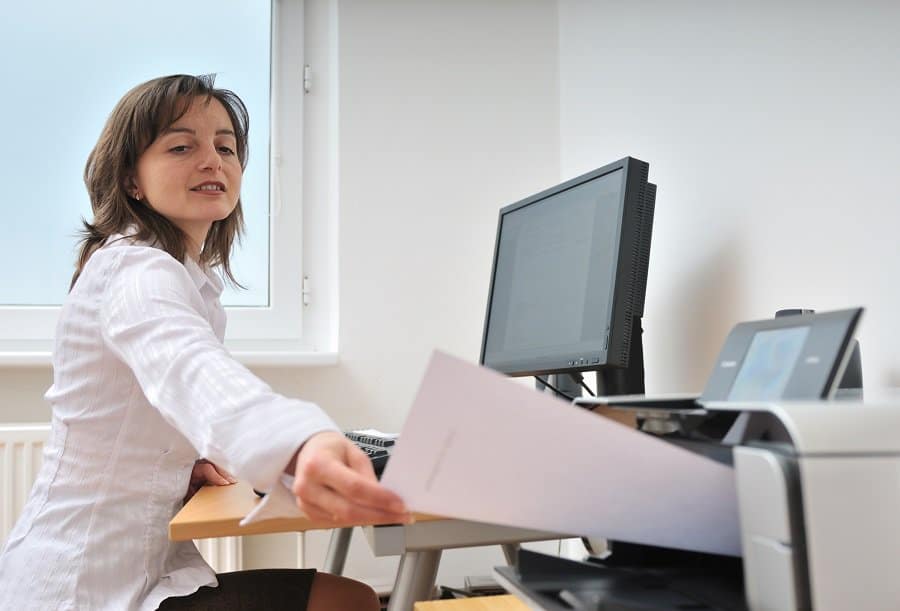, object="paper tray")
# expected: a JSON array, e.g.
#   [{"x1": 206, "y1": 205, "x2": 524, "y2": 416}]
[{"x1": 493, "y1": 549, "x2": 746, "y2": 611}]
